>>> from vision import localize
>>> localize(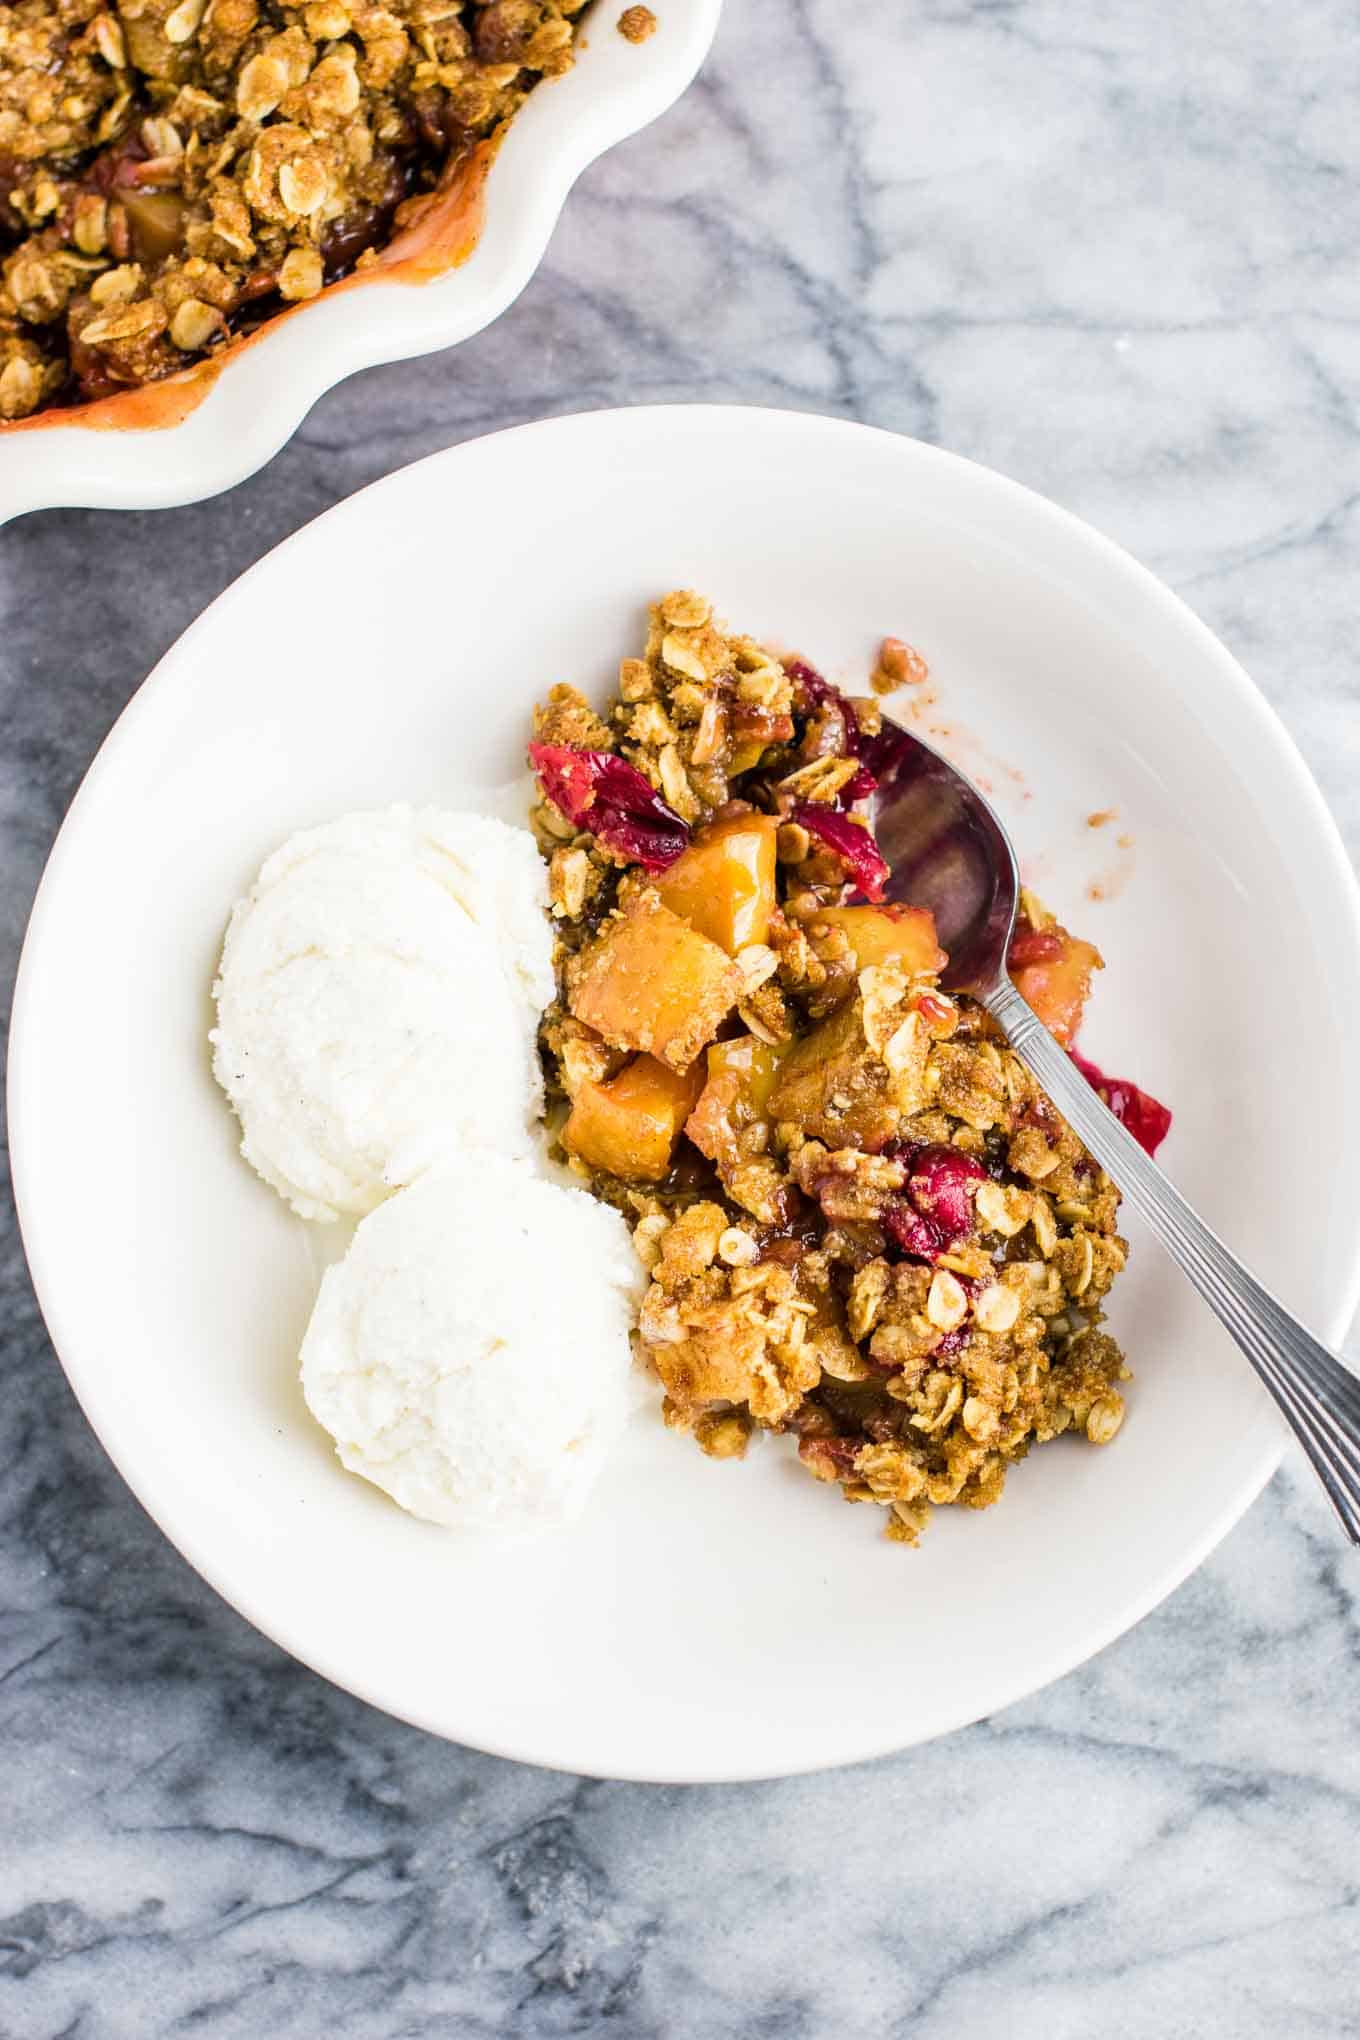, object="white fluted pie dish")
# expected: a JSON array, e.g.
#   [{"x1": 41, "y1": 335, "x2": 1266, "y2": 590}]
[{"x1": 0, "y1": 3, "x2": 720, "y2": 524}]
